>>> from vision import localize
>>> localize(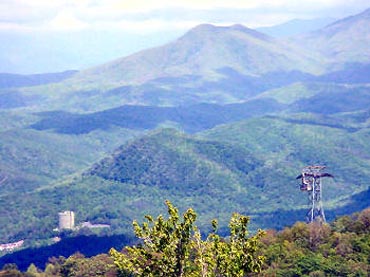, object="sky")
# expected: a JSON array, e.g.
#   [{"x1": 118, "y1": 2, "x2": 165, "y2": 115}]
[
  {"x1": 1, "y1": 0, "x2": 369, "y2": 32},
  {"x1": 0, "y1": 0, "x2": 369, "y2": 74}
]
